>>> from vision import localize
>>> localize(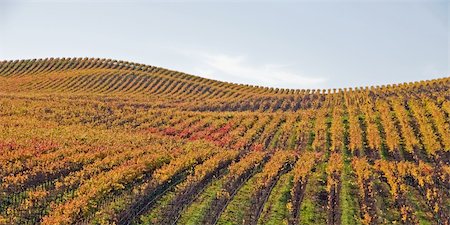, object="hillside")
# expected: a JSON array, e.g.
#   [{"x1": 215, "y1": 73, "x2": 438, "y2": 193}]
[{"x1": 0, "y1": 58, "x2": 449, "y2": 225}]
